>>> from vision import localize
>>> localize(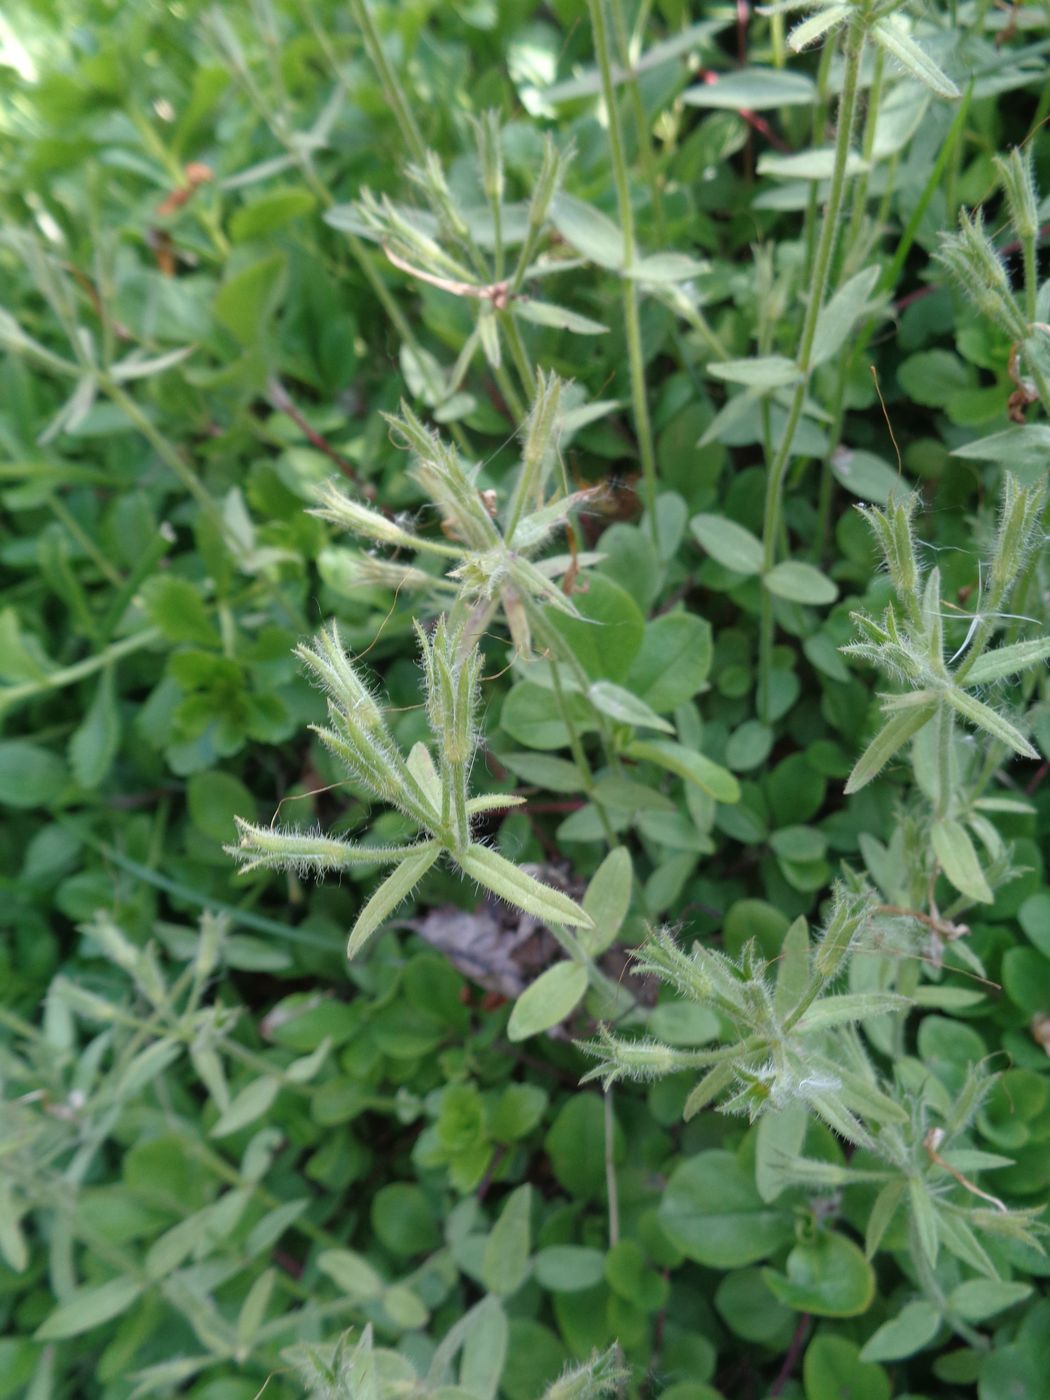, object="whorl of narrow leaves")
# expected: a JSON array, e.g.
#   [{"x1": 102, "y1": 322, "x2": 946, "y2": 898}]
[
  {"x1": 228, "y1": 617, "x2": 591, "y2": 955},
  {"x1": 581, "y1": 884, "x2": 900, "y2": 1130},
  {"x1": 843, "y1": 478, "x2": 1048, "y2": 795}
]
